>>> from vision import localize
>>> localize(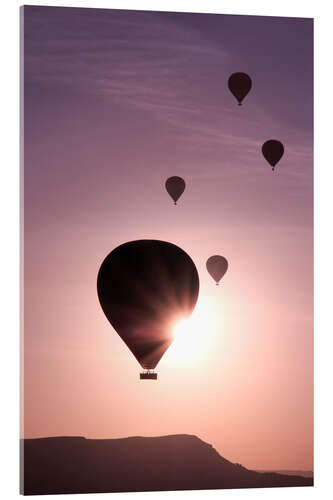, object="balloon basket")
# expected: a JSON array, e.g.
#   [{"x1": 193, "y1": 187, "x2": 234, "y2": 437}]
[{"x1": 140, "y1": 371, "x2": 157, "y2": 380}]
